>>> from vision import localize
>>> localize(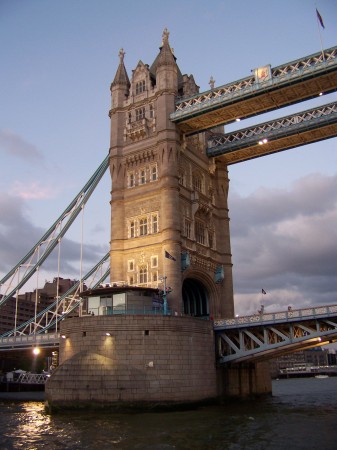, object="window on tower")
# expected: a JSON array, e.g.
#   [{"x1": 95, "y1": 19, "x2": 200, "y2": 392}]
[
  {"x1": 139, "y1": 265, "x2": 148, "y2": 284},
  {"x1": 128, "y1": 171, "x2": 135, "y2": 188},
  {"x1": 136, "y1": 80, "x2": 146, "y2": 95},
  {"x1": 130, "y1": 221, "x2": 135, "y2": 238},
  {"x1": 150, "y1": 164, "x2": 158, "y2": 181},
  {"x1": 152, "y1": 214, "x2": 158, "y2": 233},
  {"x1": 195, "y1": 220, "x2": 205, "y2": 245},
  {"x1": 136, "y1": 107, "x2": 145, "y2": 121},
  {"x1": 139, "y1": 218, "x2": 148, "y2": 236},
  {"x1": 140, "y1": 168, "x2": 146, "y2": 184}
]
